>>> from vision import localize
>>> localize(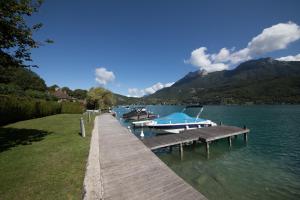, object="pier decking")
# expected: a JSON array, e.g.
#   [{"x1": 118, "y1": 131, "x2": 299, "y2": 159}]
[
  {"x1": 142, "y1": 125, "x2": 250, "y2": 158},
  {"x1": 97, "y1": 114, "x2": 207, "y2": 200}
]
